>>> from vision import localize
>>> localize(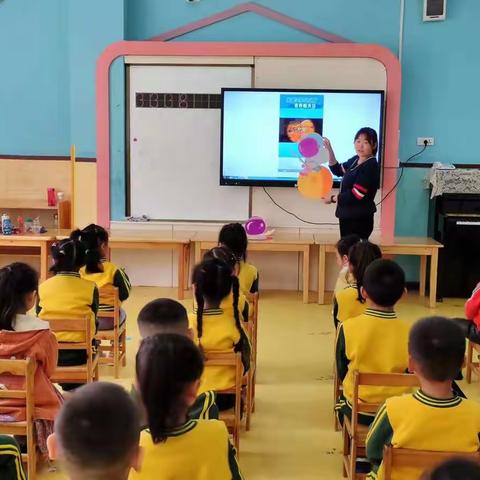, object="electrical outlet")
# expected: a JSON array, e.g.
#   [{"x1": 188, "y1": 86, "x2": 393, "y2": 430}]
[{"x1": 417, "y1": 137, "x2": 434, "y2": 146}]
